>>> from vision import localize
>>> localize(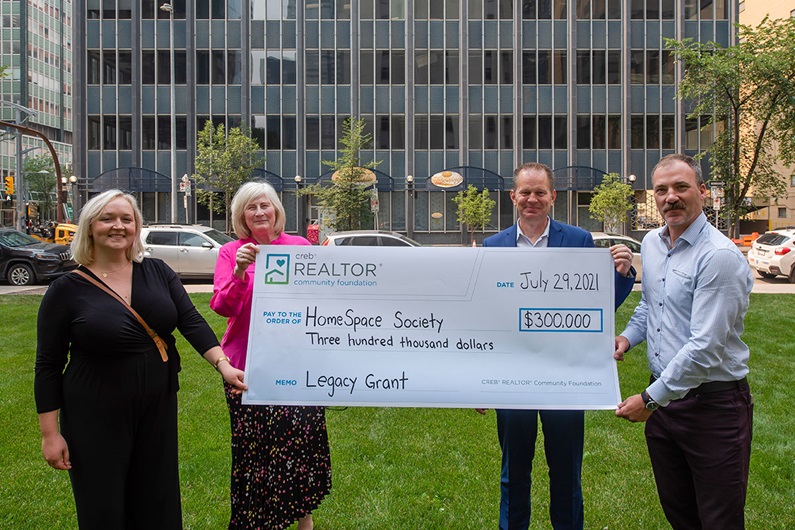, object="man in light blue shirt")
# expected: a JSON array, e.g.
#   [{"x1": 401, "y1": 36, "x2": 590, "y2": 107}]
[{"x1": 614, "y1": 154, "x2": 754, "y2": 530}]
